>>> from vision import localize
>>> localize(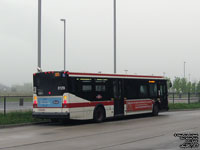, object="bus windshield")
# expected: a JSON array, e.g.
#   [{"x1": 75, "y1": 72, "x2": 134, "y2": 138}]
[{"x1": 33, "y1": 73, "x2": 68, "y2": 96}]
